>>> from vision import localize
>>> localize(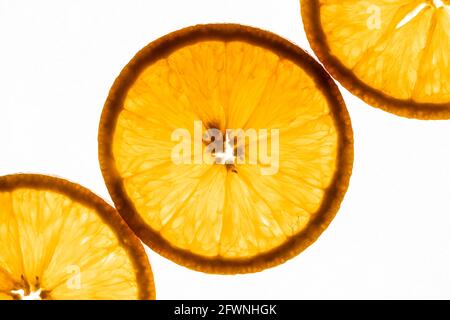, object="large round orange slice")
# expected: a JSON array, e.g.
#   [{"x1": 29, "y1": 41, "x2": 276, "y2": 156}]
[
  {"x1": 99, "y1": 24, "x2": 353, "y2": 274},
  {"x1": 301, "y1": 0, "x2": 450, "y2": 119},
  {"x1": 0, "y1": 174, "x2": 155, "y2": 300}
]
